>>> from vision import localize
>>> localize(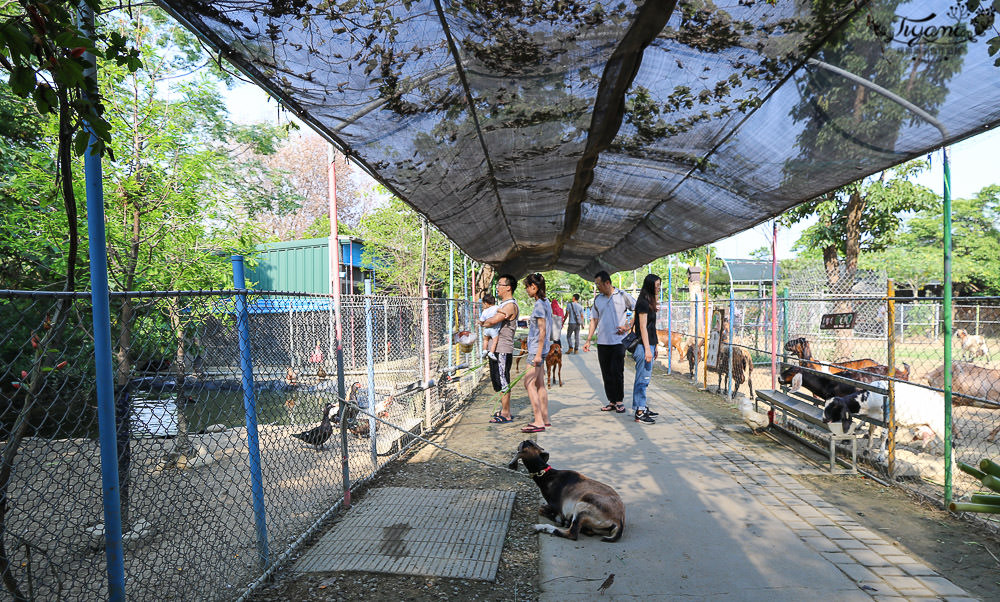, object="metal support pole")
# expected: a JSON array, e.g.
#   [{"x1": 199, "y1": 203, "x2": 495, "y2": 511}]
[
  {"x1": 887, "y1": 279, "x2": 896, "y2": 478},
  {"x1": 703, "y1": 253, "x2": 711, "y2": 389},
  {"x1": 667, "y1": 265, "x2": 673, "y2": 375},
  {"x1": 943, "y1": 146, "x2": 954, "y2": 504},
  {"x1": 232, "y1": 255, "x2": 270, "y2": 570},
  {"x1": 327, "y1": 144, "x2": 349, "y2": 508},
  {"x1": 364, "y1": 280, "x2": 377, "y2": 469},
  {"x1": 82, "y1": 4, "x2": 125, "y2": 595},
  {"x1": 422, "y1": 285, "x2": 433, "y2": 428},
  {"x1": 781, "y1": 288, "x2": 790, "y2": 365},
  {"x1": 727, "y1": 287, "x2": 734, "y2": 399},
  {"x1": 771, "y1": 220, "x2": 778, "y2": 389},
  {"x1": 449, "y1": 244, "x2": 455, "y2": 365},
  {"x1": 693, "y1": 294, "x2": 699, "y2": 379}
]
